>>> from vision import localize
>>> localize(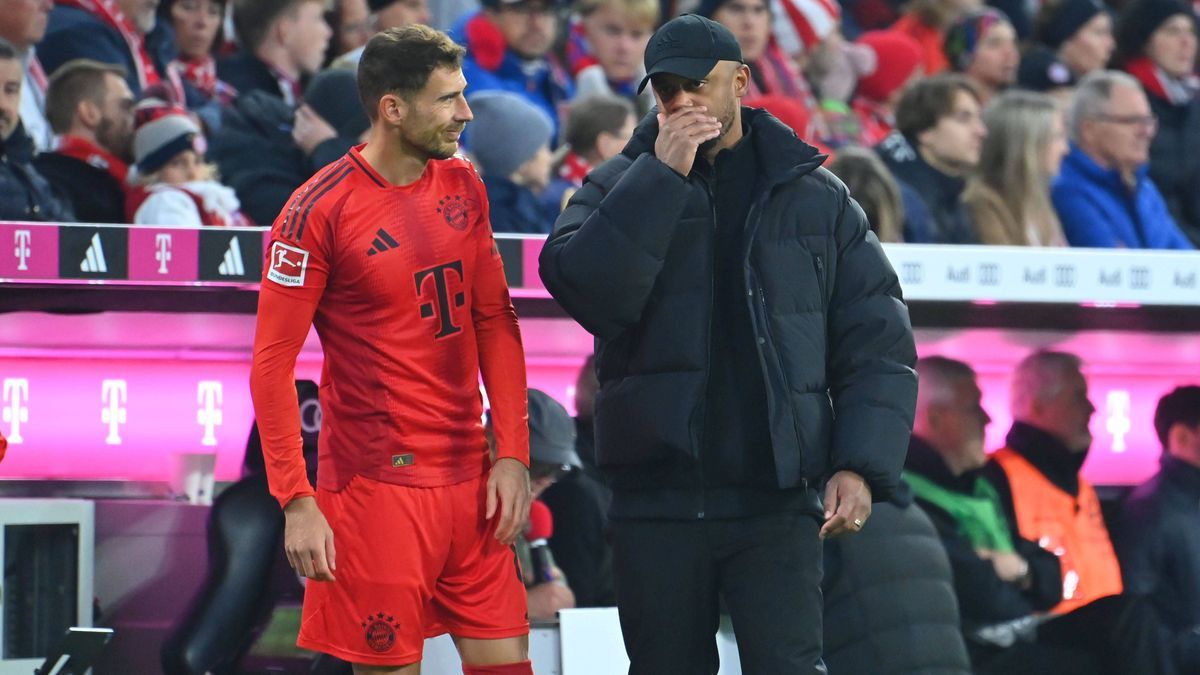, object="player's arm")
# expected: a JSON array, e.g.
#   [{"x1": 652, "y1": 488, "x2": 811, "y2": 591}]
[
  {"x1": 471, "y1": 189, "x2": 531, "y2": 545},
  {"x1": 250, "y1": 204, "x2": 334, "y2": 579}
]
